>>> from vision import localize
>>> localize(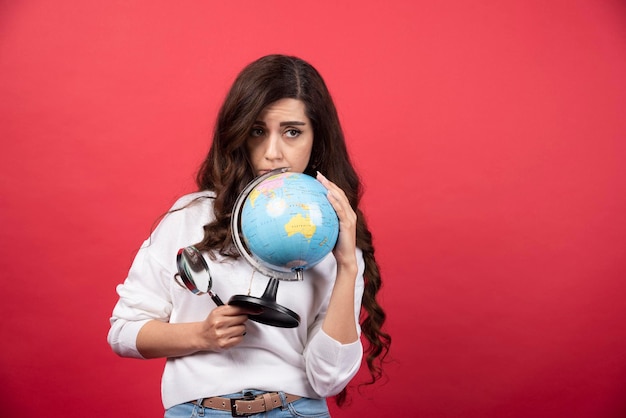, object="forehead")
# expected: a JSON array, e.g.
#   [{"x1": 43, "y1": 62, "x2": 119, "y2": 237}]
[{"x1": 257, "y1": 98, "x2": 309, "y2": 121}]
